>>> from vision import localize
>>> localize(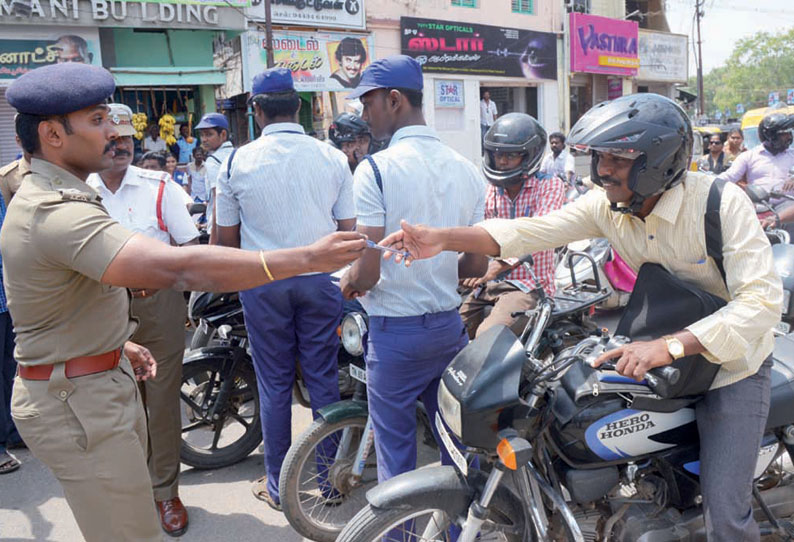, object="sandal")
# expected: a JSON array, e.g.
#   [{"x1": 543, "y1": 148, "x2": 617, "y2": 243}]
[
  {"x1": 251, "y1": 475, "x2": 282, "y2": 512},
  {"x1": 0, "y1": 452, "x2": 20, "y2": 474}
]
